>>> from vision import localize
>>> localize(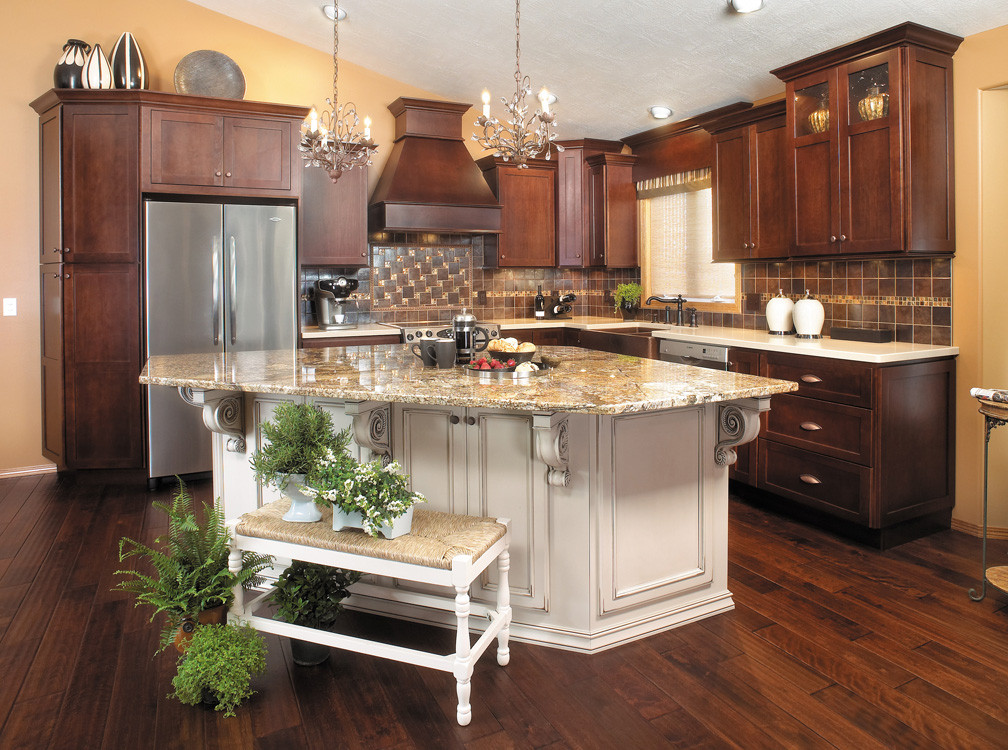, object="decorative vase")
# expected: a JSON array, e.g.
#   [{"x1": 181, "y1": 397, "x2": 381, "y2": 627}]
[
  {"x1": 333, "y1": 504, "x2": 414, "y2": 539},
  {"x1": 808, "y1": 105, "x2": 829, "y2": 134},
  {"x1": 793, "y1": 290, "x2": 825, "y2": 339},
  {"x1": 290, "y1": 638, "x2": 330, "y2": 666},
  {"x1": 82, "y1": 43, "x2": 113, "y2": 89},
  {"x1": 54, "y1": 39, "x2": 91, "y2": 88},
  {"x1": 619, "y1": 300, "x2": 639, "y2": 321},
  {"x1": 282, "y1": 474, "x2": 322, "y2": 523},
  {"x1": 765, "y1": 289, "x2": 794, "y2": 335},
  {"x1": 857, "y1": 86, "x2": 888, "y2": 121},
  {"x1": 110, "y1": 32, "x2": 148, "y2": 90},
  {"x1": 173, "y1": 604, "x2": 228, "y2": 654}
]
